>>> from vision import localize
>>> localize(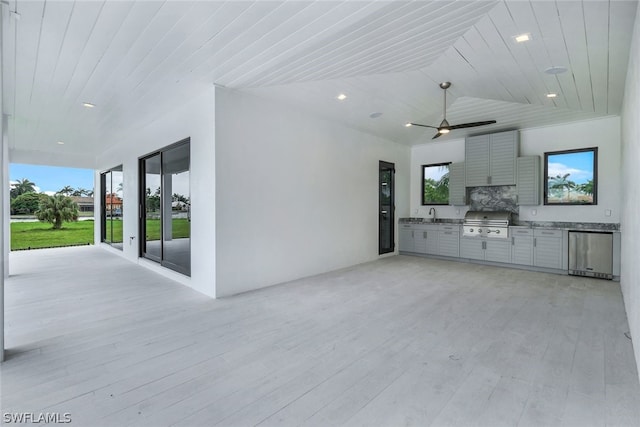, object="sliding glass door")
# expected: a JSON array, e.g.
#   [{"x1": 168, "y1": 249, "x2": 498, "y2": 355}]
[
  {"x1": 101, "y1": 165, "x2": 123, "y2": 249},
  {"x1": 140, "y1": 139, "x2": 190, "y2": 276}
]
